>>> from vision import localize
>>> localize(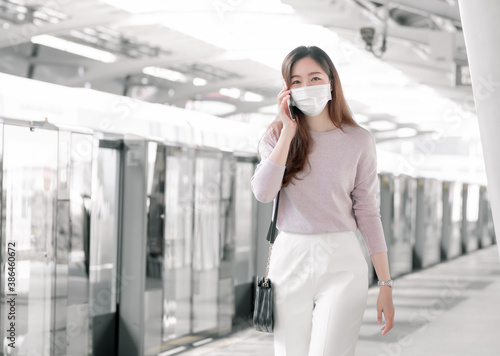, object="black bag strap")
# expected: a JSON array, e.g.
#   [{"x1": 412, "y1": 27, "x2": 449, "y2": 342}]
[{"x1": 266, "y1": 190, "x2": 280, "y2": 244}]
